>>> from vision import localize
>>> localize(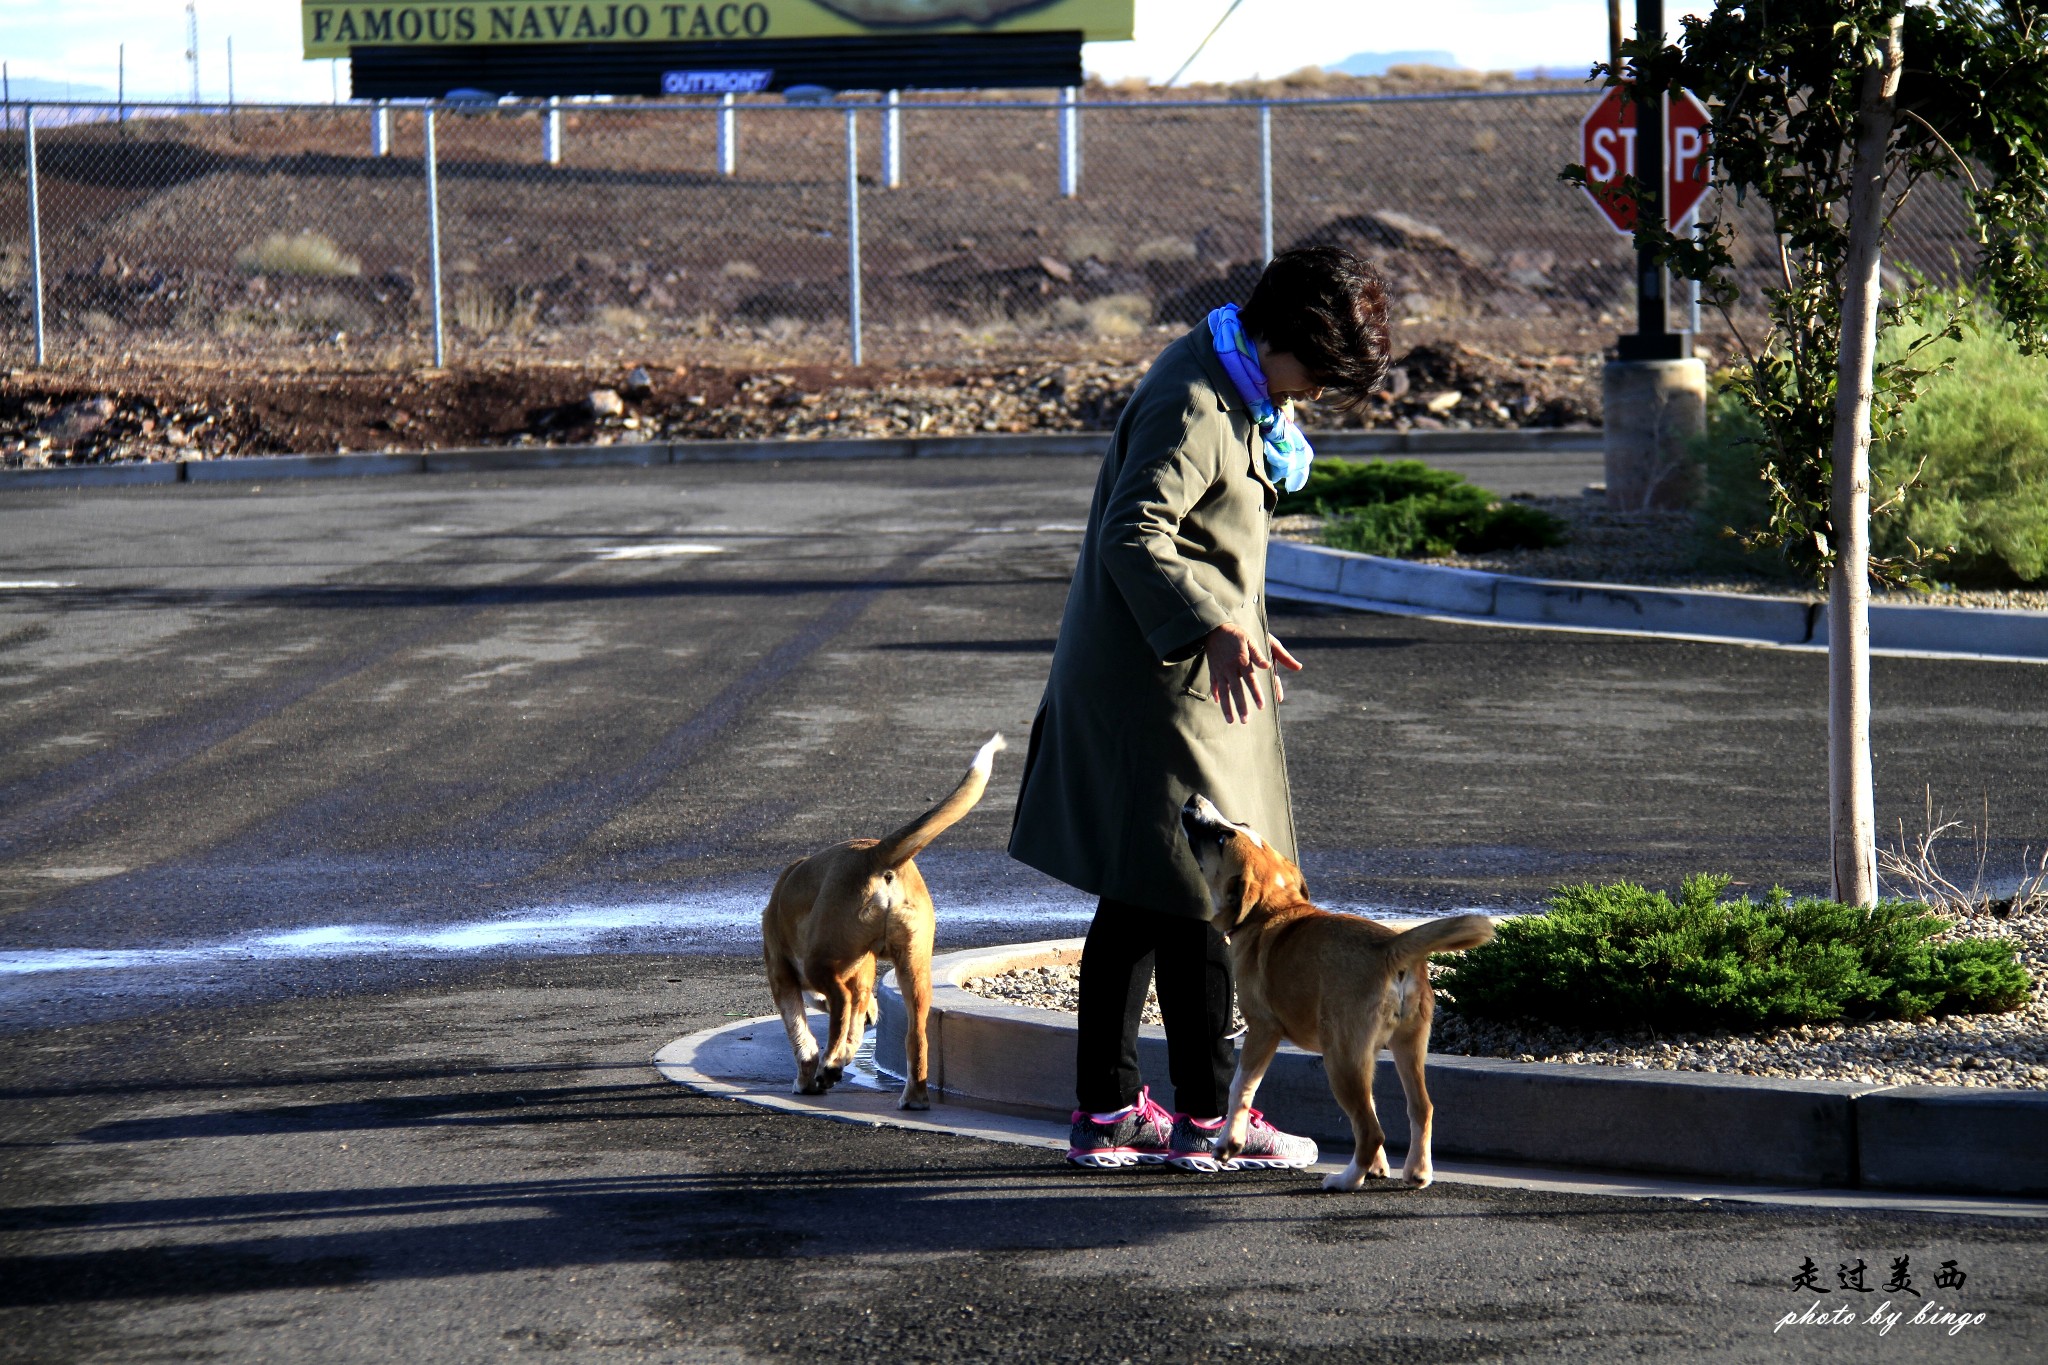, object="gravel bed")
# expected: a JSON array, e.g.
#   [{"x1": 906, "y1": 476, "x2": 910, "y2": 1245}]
[
  {"x1": 960, "y1": 906, "x2": 2048, "y2": 1090},
  {"x1": 1274, "y1": 499, "x2": 2048, "y2": 611}
]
